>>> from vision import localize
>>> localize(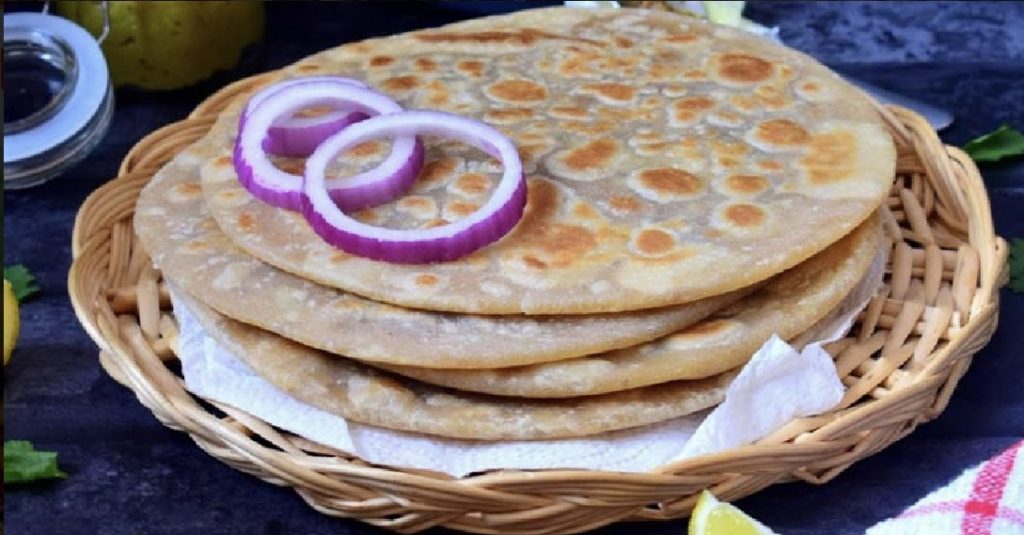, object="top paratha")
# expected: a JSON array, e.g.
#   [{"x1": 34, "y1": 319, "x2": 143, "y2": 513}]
[
  {"x1": 135, "y1": 136, "x2": 745, "y2": 369},
  {"x1": 202, "y1": 7, "x2": 895, "y2": 314}
]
